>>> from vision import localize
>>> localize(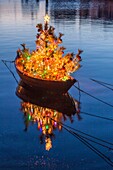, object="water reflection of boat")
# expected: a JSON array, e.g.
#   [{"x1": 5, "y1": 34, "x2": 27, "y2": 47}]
[
  {"x1": 16, "y1": 81, "x2": 80, "y2": 151},
  {"x1": 16, "y1": 81, "x2": 79, "y2": 115}
]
